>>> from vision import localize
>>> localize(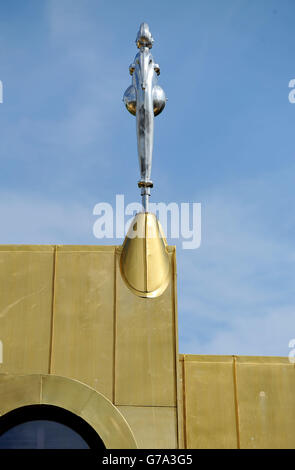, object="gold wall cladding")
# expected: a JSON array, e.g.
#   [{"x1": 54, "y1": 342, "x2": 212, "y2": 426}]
[
  {"x1": 181, "y1": 355, "x2": 238, "y2": 449},
  {"x1": 0, "y1": 245, "x2": 179, "y2": 409},
  {"x1": 0, "y1": 374, "x2": 137, "y2": 449},
  {"x1": 115, "y1": 247, "x2": 178, "y2": 407},
  {"x1": 40, "y1": 375, "x2": 137, "y2": 449},
  {"x1": 50, "y1": 246, "x2": 115, "y2": 401},
  {"x1": 0, "y1": 246, "x2": 54, "y2": 374},
  {"x1": 177, "y1": 352, "x2": 185, "y2": 449},
  {"x1": 118, "y1": 406, "x2": 178, "y2": 449},
  {"x1": 182, "y1": 355, "x2": 295, "y2": 449},
  {"x1": 0, "y1": 374, "x2": 41, "y2": 414},
  {"x1": 235, "y1": 356, "x2": 295, "y2": 449}
]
